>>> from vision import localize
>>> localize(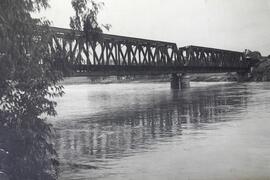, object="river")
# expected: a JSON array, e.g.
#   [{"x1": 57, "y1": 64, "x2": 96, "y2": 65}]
[{"x1": 50, "y1": 81, "x2": 270, "y2": 180}]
